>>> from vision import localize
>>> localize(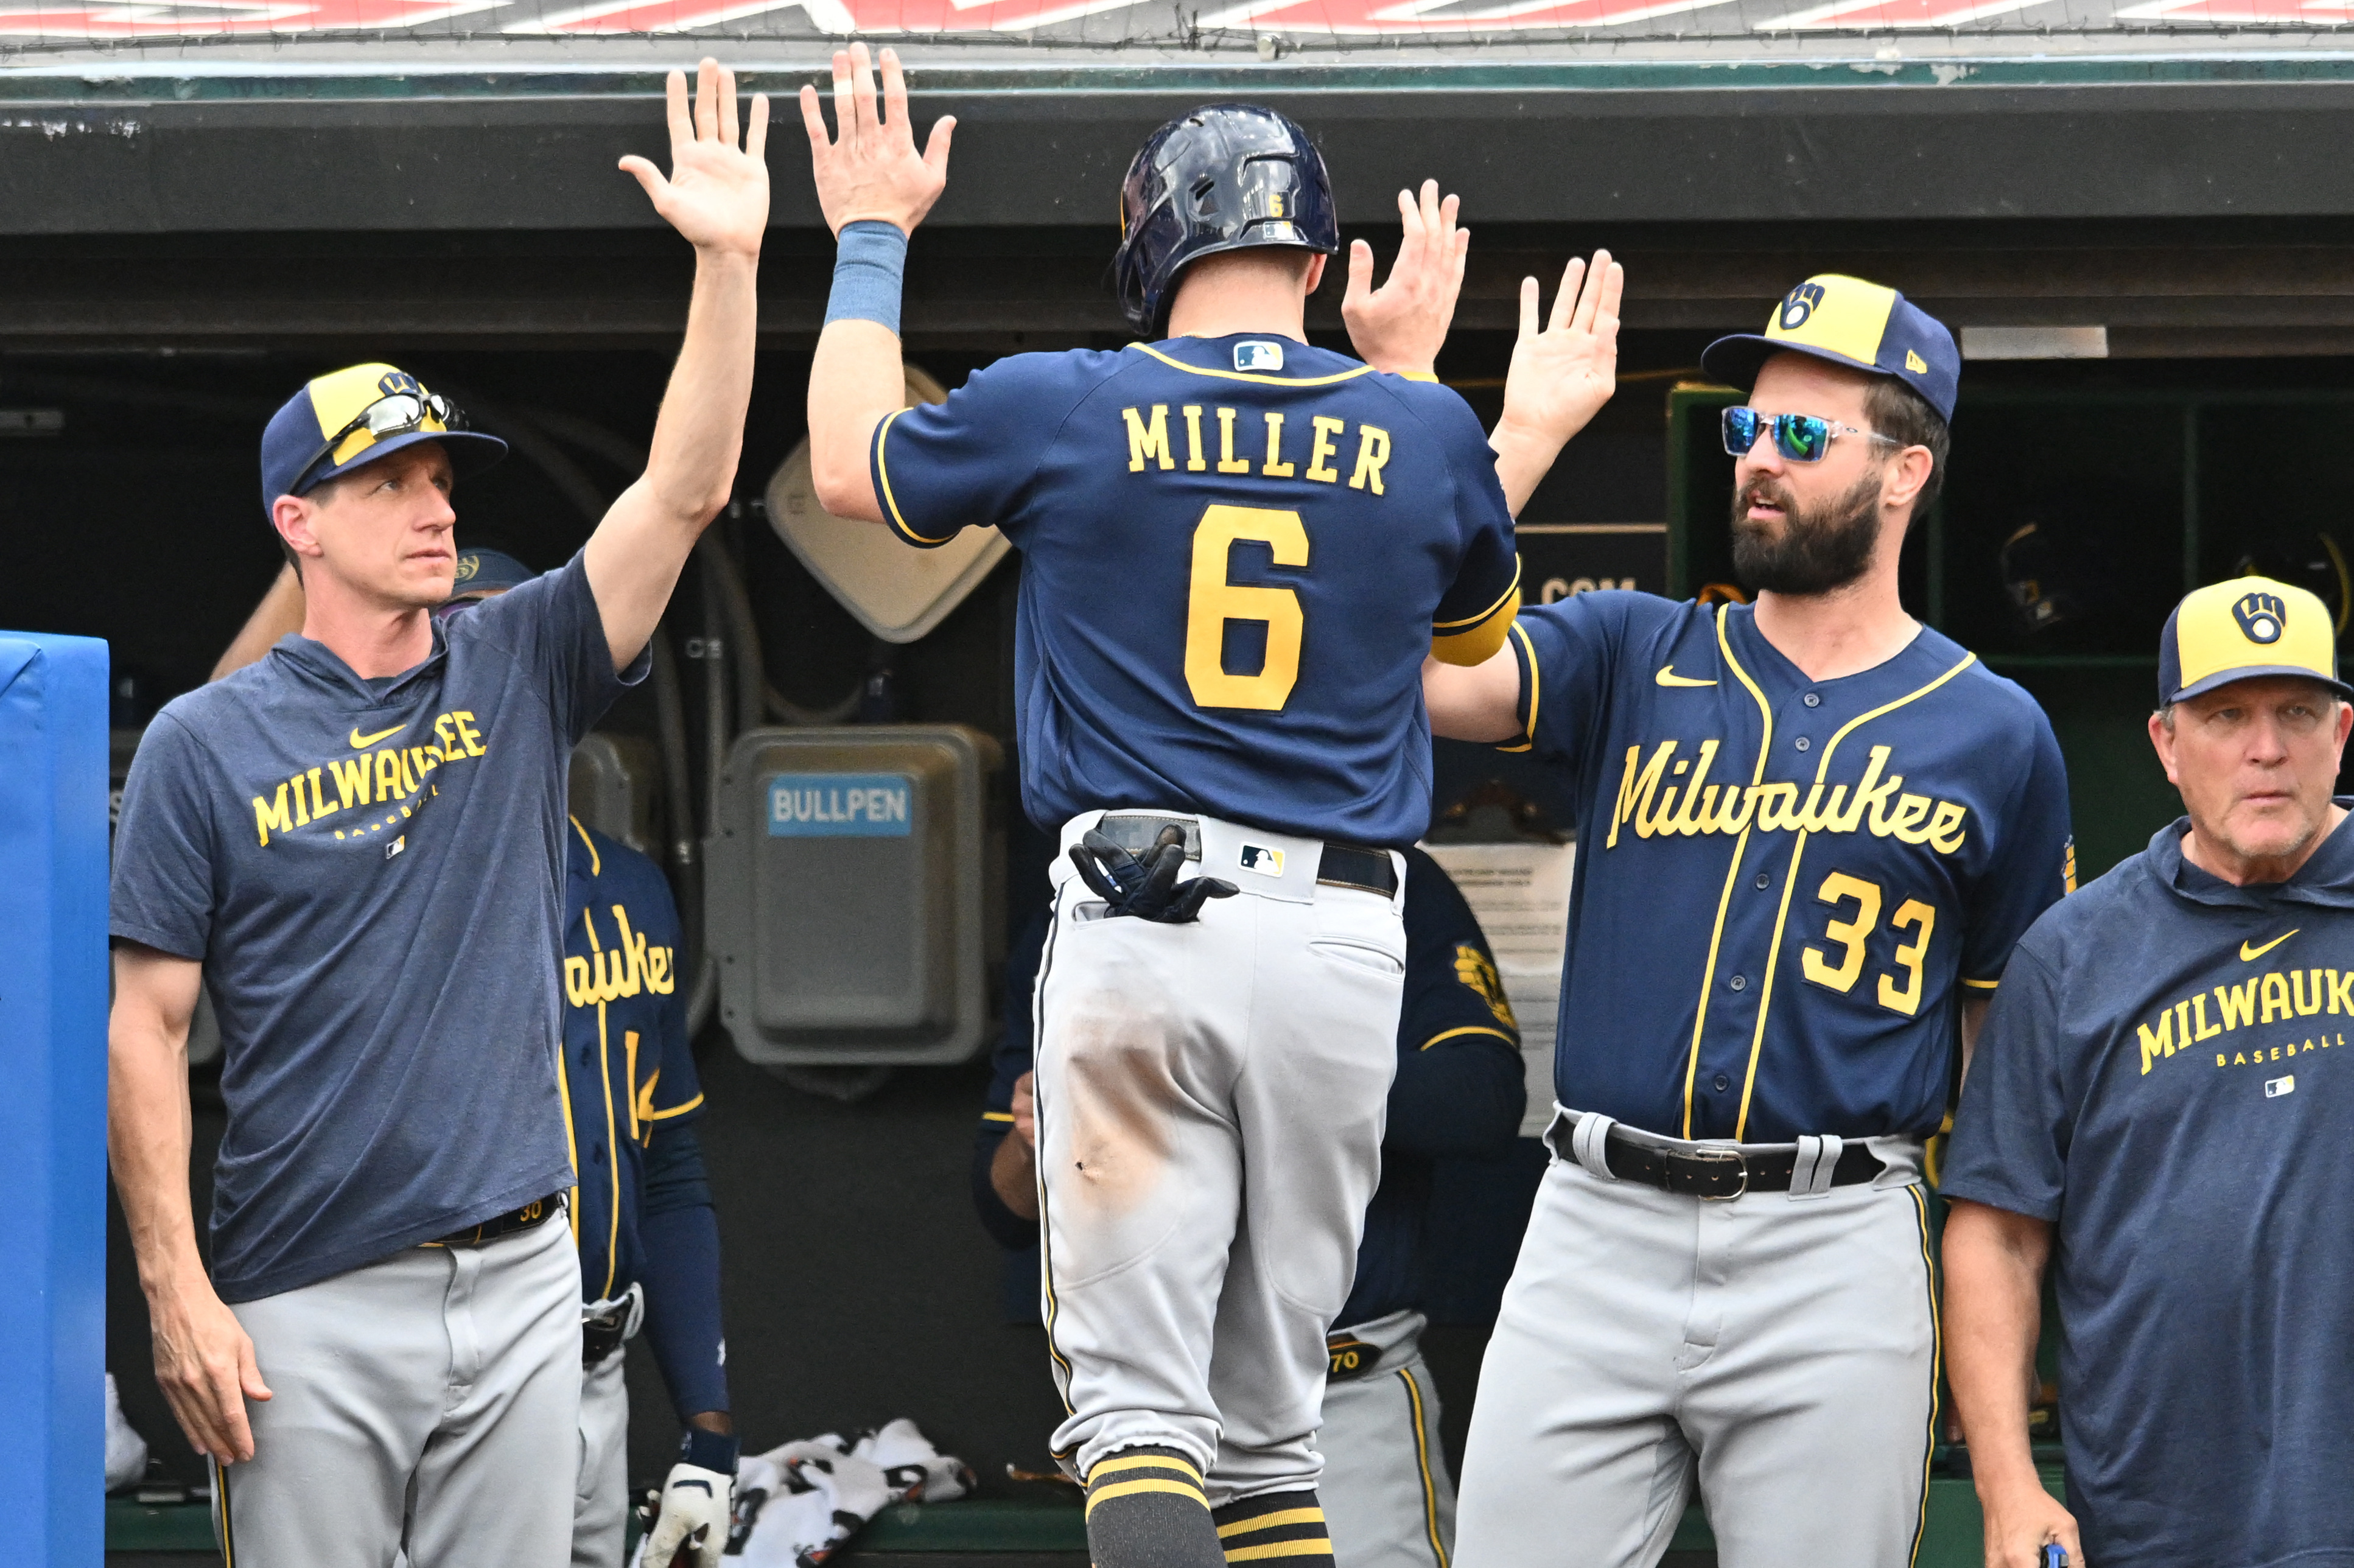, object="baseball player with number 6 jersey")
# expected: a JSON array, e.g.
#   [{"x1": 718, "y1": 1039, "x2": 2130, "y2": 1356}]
[
  {"x1": 798, "y1": 47, "x2": 1522, "y2": 1568},
  {"x1": 1424, "y1": 276, "x2": 2075, "y2": 1567}
]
